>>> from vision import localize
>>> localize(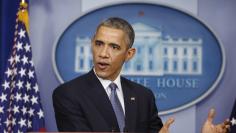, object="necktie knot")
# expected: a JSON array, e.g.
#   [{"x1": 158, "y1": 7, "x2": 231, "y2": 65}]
[{"x1": 109, "y1": 82, "x2": 118, "y2": 91}]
